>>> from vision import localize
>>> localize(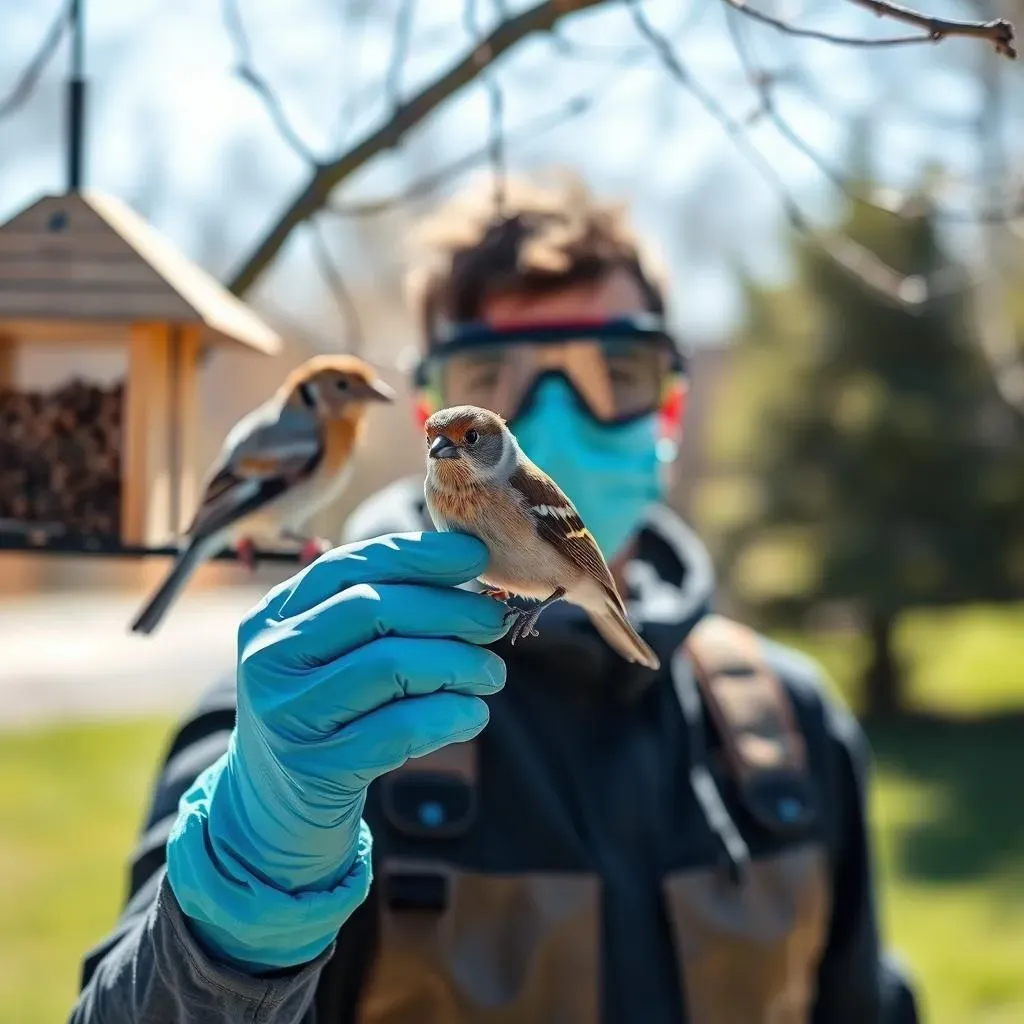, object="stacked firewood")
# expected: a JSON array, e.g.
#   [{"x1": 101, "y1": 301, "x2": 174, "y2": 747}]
[{"x1": 0, "y1": 379, "x2": 123, "y2": 538}]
